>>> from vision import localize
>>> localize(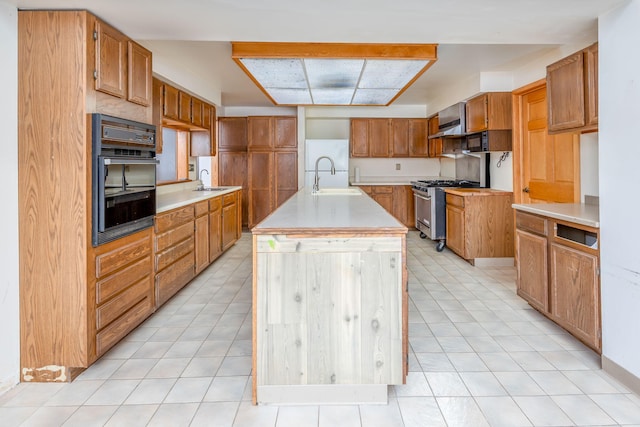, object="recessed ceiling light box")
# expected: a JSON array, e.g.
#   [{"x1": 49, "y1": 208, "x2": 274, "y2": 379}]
[{"x1": 232, "y1": 42, "x2": 438, "y2": 106}]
